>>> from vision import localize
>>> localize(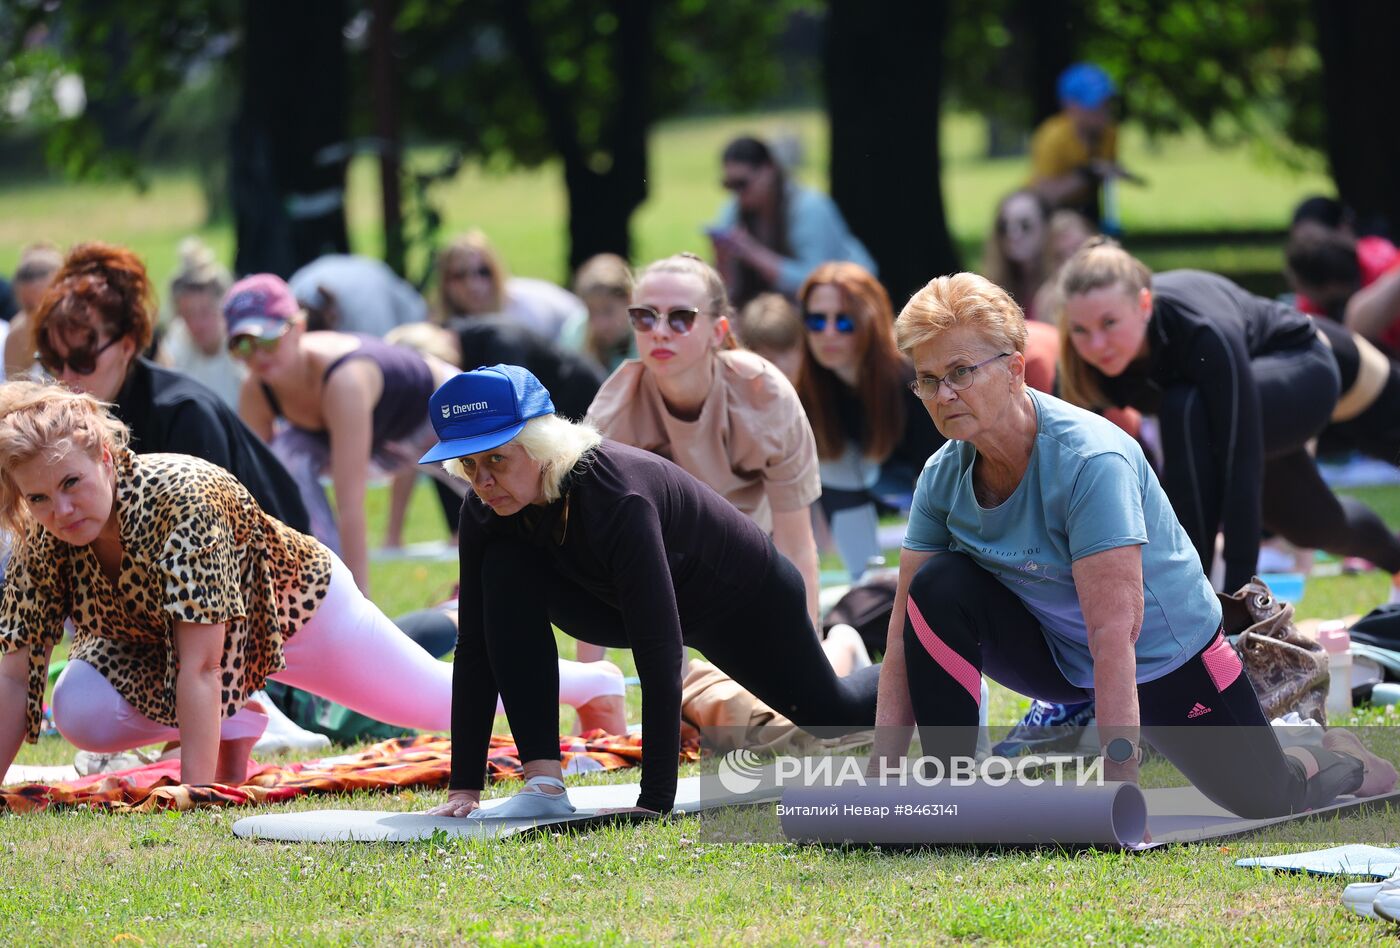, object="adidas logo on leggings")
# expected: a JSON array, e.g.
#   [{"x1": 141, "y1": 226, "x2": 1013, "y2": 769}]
[{"x1": 1187, "y1": 702, "x2": 1212, "y2": 719}]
